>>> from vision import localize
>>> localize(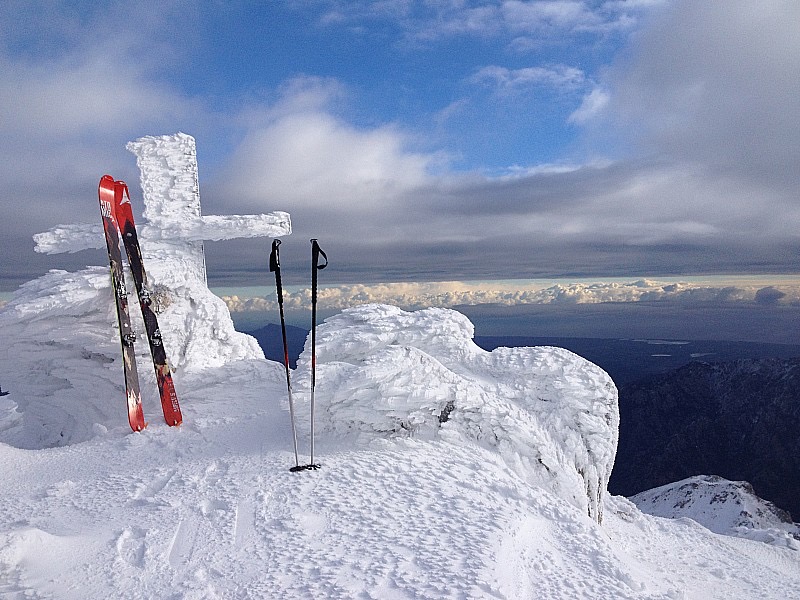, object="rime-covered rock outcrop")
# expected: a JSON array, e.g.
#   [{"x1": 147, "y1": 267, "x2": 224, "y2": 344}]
[{"x1": 295, "y1": 304, "x2": 619, "y2": 522}]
